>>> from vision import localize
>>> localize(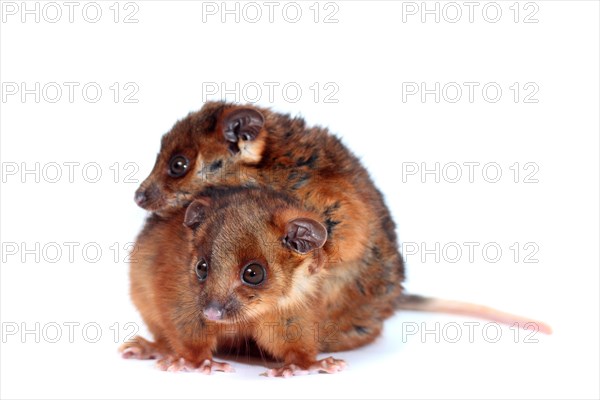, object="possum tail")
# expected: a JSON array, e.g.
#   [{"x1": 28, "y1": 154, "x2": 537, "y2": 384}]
[{"x1": 396, "y1": 293, "x2": 552, "y2": 334}]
